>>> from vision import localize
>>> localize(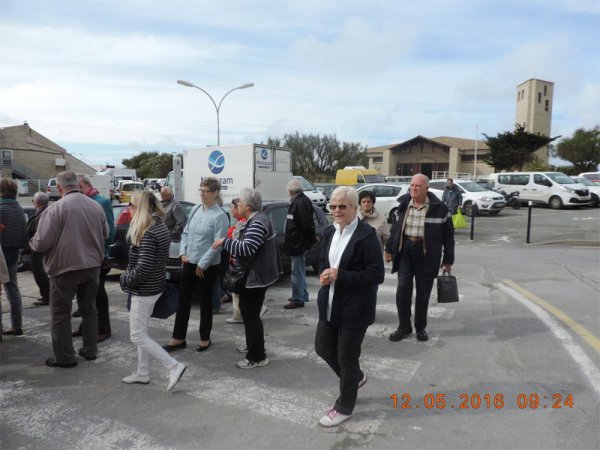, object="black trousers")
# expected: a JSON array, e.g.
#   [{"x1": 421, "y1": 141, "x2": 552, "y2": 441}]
[
  {"x1": 31, "y1": 251, "x2": 49, "y2": 302},
  {"x1": 172, "y1": 263, "x2": 217, "y2": 341},
  {"x1": 315, "y1": 320, "x2": 366, "y2": 415},
  {"x1": 239, "y1": 285, "x2": 267, "y2": 362},
  {"x1": 395, "y1": 239, "x2": 435, "y2": 333},
  {"x1": 78, "y1": 263, "x2": 111, "y2": 335}
]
